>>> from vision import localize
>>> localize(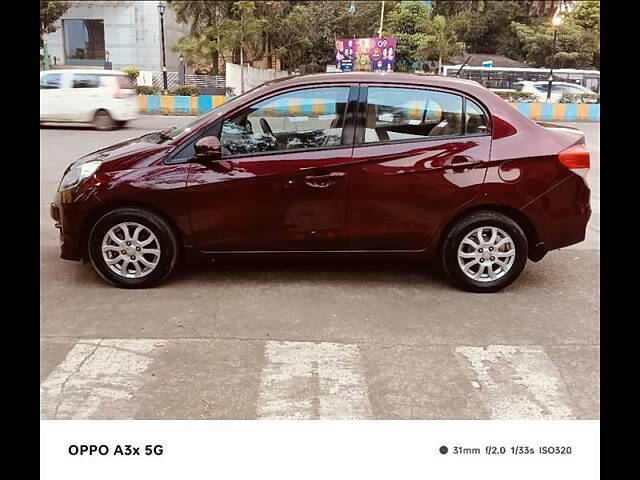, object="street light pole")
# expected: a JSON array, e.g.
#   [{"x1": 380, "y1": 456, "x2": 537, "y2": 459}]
[
  {"x1": 158, "y1": 2, "x2": 168, "y2": 93},
  {"x1": 378, "y1": 0, "x2": 385, "y2": 38},
  {"x1": 546, "y1": 14, "x2": 562, "y2": 102}
]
